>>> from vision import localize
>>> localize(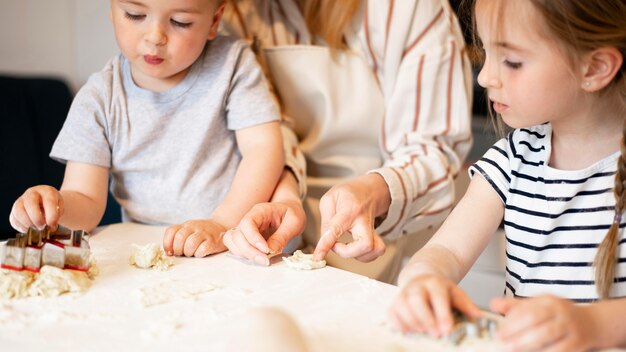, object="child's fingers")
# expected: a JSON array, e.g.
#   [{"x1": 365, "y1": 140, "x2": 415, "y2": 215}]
[
  {"x1": 171, "y1": 226, "x2": 193, "y2": 256},
  {"x1": 41, "y1": 194, "x2": 61, "y2": 230},
  {"x1": 22, "y1": 192, "x2": 46, "y2": 230},
  {"x1": 450, "y1": 286, "x2": 482, "y2": 320},
  {"x1": 9, "y1": 208, "x2": 29, "y2": 233},
  {"x1": 194, "y1": 240, "x2": 216, "y2": 258},
  {"x1": 183, "y1": 232, "x2": 204, "y2": 257},
  {"x1": 389, "y1": 292, "x2": 423, "y2": 333},
  {"x1": 163, "y1": 225, "x2": 181, "y2": 256},
  {"x1": 428, "y1": 285, "x2": 455, "y2": 336},
  {"x1": 405, "y1": 286, "x2": 439, "y2": 336}
]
